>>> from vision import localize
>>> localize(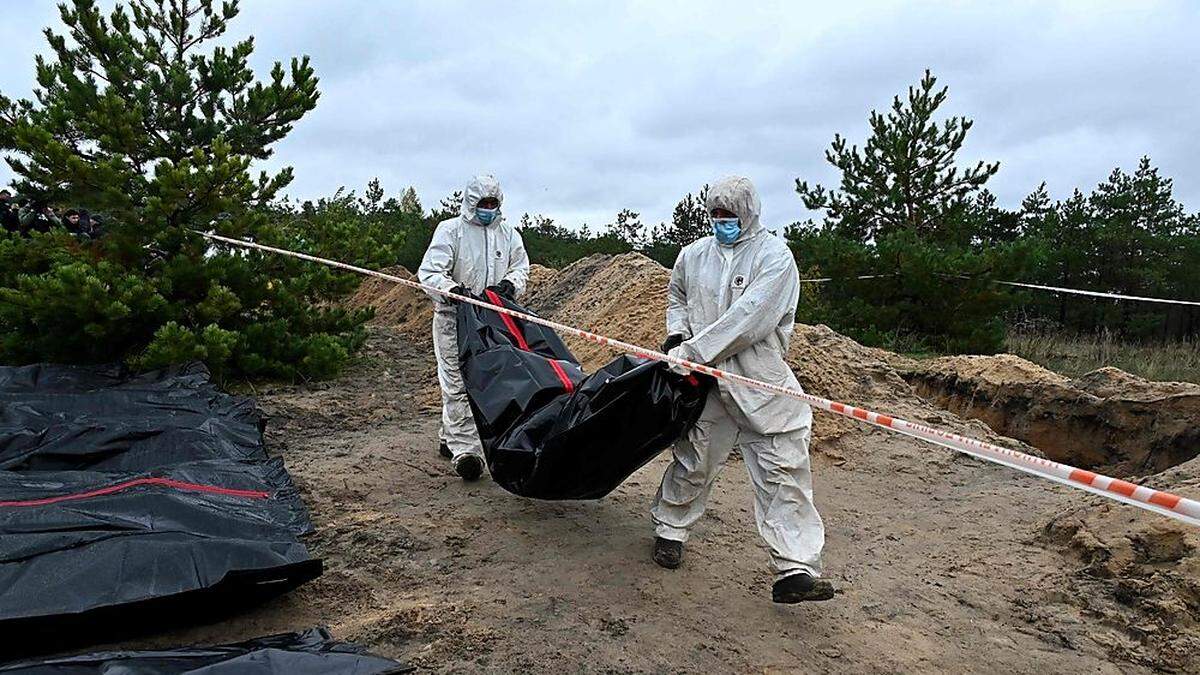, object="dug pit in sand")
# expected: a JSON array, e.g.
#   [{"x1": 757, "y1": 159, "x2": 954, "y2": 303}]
[{"x1": 897, "y1": 355, "x2": 1200, "y2": 476}]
